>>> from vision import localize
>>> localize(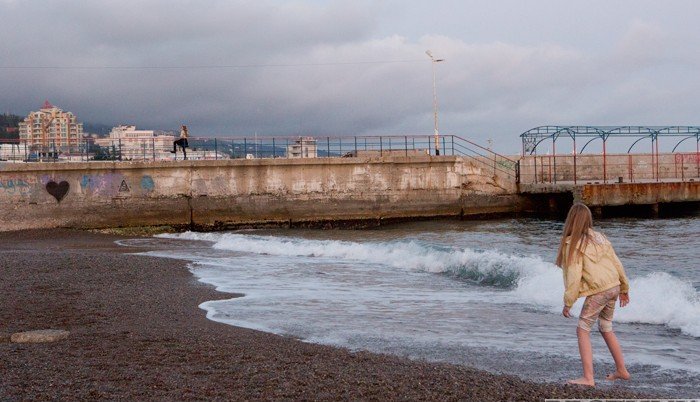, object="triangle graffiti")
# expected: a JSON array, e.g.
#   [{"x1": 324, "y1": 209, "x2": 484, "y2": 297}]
[{"x1": 119, "y1": 179, "x2": 130, "y2": 192}]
